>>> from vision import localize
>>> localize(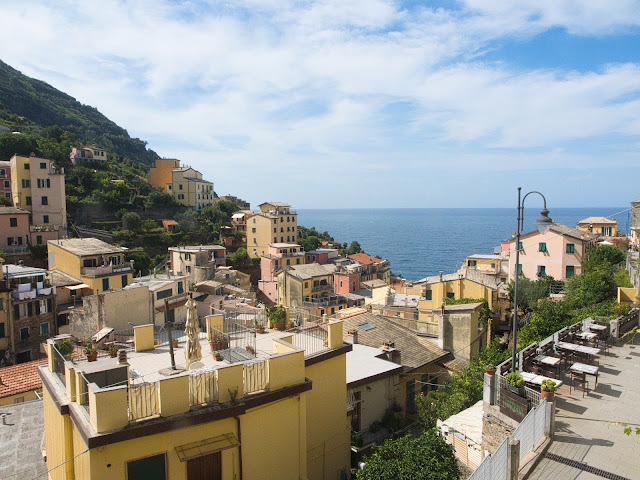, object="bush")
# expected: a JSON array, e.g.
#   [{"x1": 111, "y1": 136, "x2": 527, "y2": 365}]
[{"x1": 121, "y1": 212, "x2": 141, "y2": 232}]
